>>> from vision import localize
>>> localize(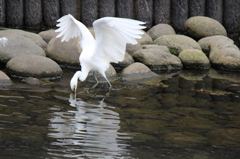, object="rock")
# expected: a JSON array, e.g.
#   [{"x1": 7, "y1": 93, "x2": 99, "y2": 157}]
[
  {"x1": 178, "y1": 49, "x2": 210, "y2": 69},
  {"x1": 38, "y1": 29, "x2": 59, "y2": 43},
  {"x1": 154, "y1": 34, "x2": 202, "y2": 55},
  {"x1": 142, "y1": 45, "x2": 170, "y2": 53},
  {"x1": 185, "y1": 16, "x2": 227, "y2": 40},
  {"x1": 133, "y1": 48, "x2": 182, "y2": 71},
  {"x1": 198, "y1": 35, "x2": 233, "y2": 55},
  {"x1": 179, "y1": 69, "x2": 208, "y2": 81},
  {"x1": 126, "y1": 43, "x2": 142, "y2": 56},
  {"x1": 0, "y1": 35, "x2": 46, "y2": 63},
  {"x1": 120, "y1": 62, "x2": 159, "y2": 82},
  {"x1": 6, "y1": 55, "x2": 62, "y2": 79},
  {"x1": 0, "y1": 71, "x2": 12, "y2": 87},
  {"x1": 209, "y1": 38, "x2": 240, "y2": 71},
  {"x1": 136, "y1": 31, "x2": 153, "y2": 45},
  {"x1": 0, "y1": 29, "x2": 47, "y2": 49},
  {"x1": 46, "y1": 36, "x2": 81, "y2": 68},
  {"x1": 111, "y1": 52, "x2": 134, "y2": 71},
  {"x1": 147, "y1": 23, "x2": 176, "y2": 40},
  {"x1": 87, "y1": 64, "x2": 118, "y2": 82}
]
